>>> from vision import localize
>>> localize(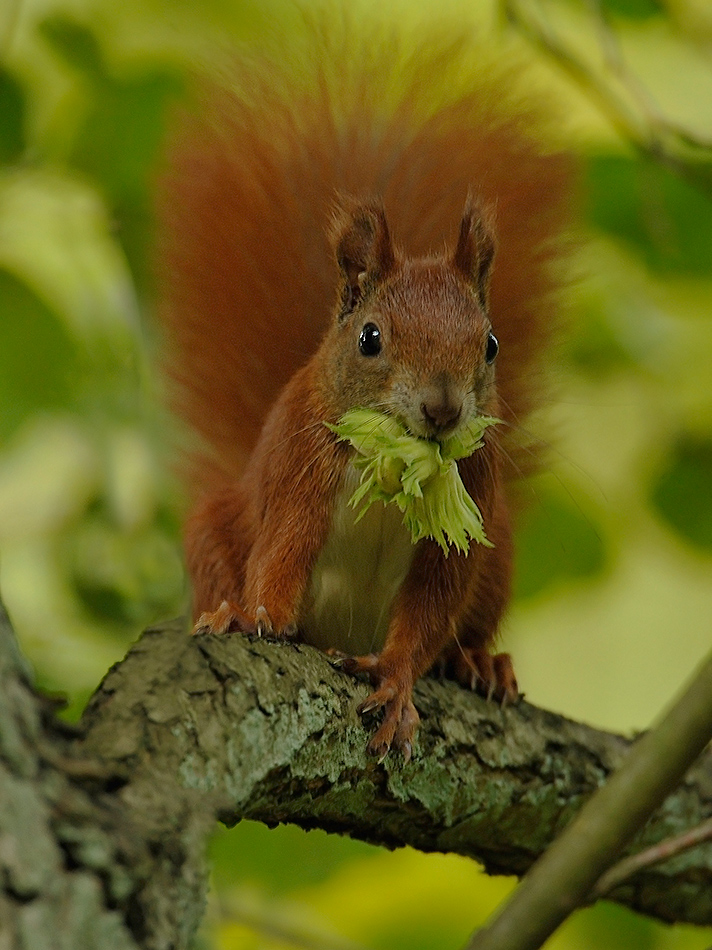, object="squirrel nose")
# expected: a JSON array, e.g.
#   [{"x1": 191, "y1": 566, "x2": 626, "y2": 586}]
[{"x1": 421, "y1": 399, "x2": 462, "y2": 435}]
